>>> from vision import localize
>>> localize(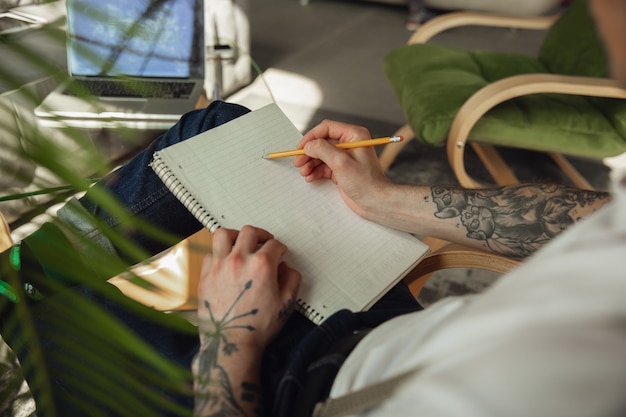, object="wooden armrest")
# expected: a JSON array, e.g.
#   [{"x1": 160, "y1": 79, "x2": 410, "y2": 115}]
[
  {"x1": 195, "y1": 91, "x2": 210, "y2": 109},
  {"x1": 408, "y1": 10, "x2": 559, "y2": 44},
  {"x1": 447, "y1": 74, "x2": 626, "y2": 188},
  {"x1": 449, "y1": 74, "x2": 626, "y2": 155},
  {"x1": 403, "y1": 242, "x2": 520, "y2": 293}
]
